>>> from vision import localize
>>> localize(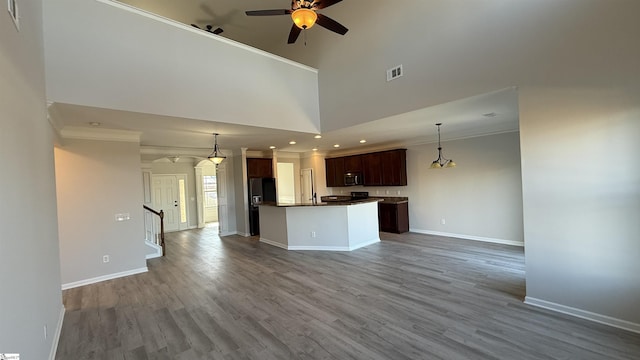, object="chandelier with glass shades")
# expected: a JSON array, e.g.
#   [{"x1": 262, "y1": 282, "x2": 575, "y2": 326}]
[
  {"x1": 208, "y1": 133, "x2": 226, "y2": 165},
  {"x1": 430, "y1": 123, "x2": 456, "y2": 169}
]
